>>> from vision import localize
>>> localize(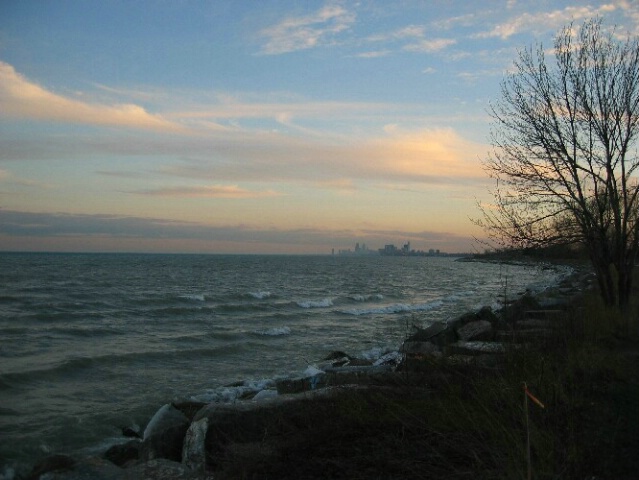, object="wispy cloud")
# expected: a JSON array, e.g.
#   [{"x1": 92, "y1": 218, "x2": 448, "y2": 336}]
[
  {"x1": 363, "y1": 23, "x2": 456, "y2": 56},
  {"x1": 130, "y1": 184, "x2": 283, "y2": 199},
  {"x1": 403, "y1": 38, "x2": 457, "y2": 53},
  {"x1": 474, "y1": 4, "x2": 617, "y2": 40},
  {"x1": 355, "y1": 50, "x2": 391, "y2": 58},
  {"x1": 0, "y1": 61, "x2": 185, "y2": 132},
  {"x1": 258, "y1": 4, "x2": 355, "y2": 54},
  {"x1": 0, "y1": 63, "x2": 487, "y2": 191},
  {"x1": 0, "y1": 208, "x2": 474, "y2": 252}
]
